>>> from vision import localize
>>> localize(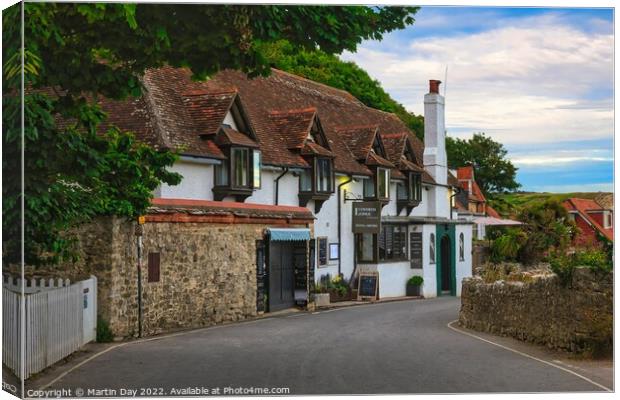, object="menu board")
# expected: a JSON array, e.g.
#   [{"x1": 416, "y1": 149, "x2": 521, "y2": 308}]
[
  {"x1": 357, "y1": 272, "x2": 379, "y2": 300},
  {"x1": 410, "y1": 232, "x2": 423, "y2": 269}
]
